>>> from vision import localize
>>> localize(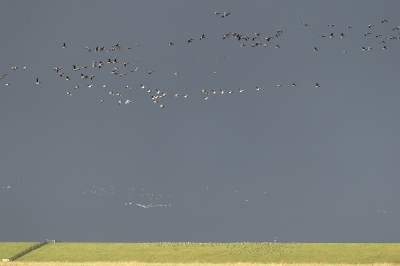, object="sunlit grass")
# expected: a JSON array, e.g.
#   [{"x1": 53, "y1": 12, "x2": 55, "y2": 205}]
[
  {"x1": 1, "y1": 243, "x2": 400, "y2": 264},
  {"x1": 0, "y1": 243, "x2": 37, "y2": 260},
  {"x1": 1, "y1": 263, "x2": 400, "y2": 266}
]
